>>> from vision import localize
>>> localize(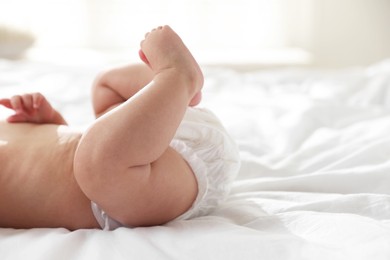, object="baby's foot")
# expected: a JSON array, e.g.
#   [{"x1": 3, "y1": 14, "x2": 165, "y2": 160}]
[{"x1": 139, "y1": 26, "x2": 203, "y2": 106}]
